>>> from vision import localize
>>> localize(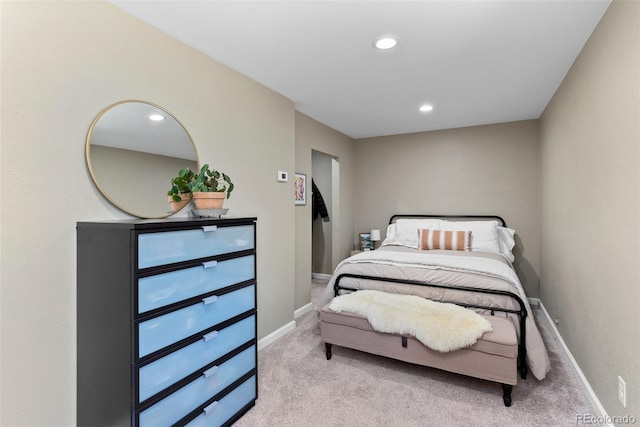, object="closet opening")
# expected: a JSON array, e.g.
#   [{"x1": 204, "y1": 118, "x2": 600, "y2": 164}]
[{"x1": 311, "y1": 149, "x2": 340, "y2": 277}]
